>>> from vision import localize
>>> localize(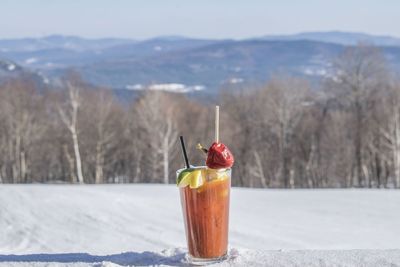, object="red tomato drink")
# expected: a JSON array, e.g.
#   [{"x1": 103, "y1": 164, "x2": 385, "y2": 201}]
[{"x1": 178, "y1": 167, "x2": 231, "y2": 264}]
